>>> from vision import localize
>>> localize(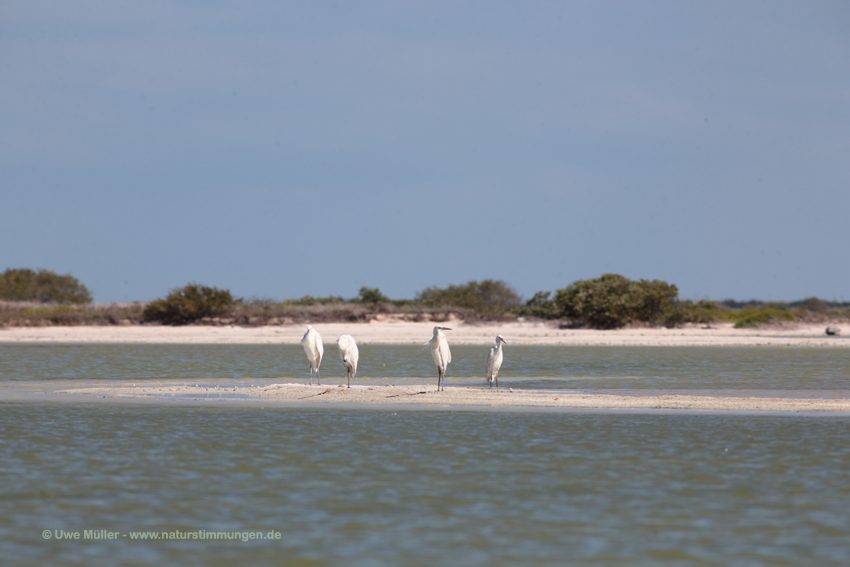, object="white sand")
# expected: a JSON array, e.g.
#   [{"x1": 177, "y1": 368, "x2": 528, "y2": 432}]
[
  {"x1": 49, "y1": 383, "x2": 850, "y2": 413},
  {"x1": 0, "y1": 321, "x2": 846, "y2": 346}
]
